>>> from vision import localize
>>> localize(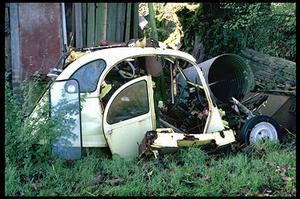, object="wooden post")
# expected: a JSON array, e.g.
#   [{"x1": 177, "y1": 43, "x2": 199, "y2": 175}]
[
  {"x1": 95, "y1": 3, "x2": 107, "y2": 44},
  {"x1": 71, "y1": 4, "x2": 76, "y2": 47},
  {"x1": 148, "y1": 3, "x2": 167, "y2": 104},
  {"x1": 61, "y1": 3, "x2": 68, "y2": 50}
]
